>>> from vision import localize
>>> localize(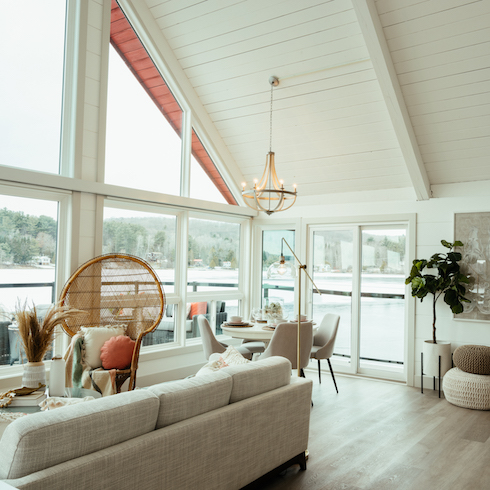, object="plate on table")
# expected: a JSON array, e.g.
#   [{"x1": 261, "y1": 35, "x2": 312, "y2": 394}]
[
  {"x1": 289, "y1": 319, "x2": 311, "y2": 323},
  {"x1": 224, "y1": 322, "x2": 252, "y2": 327}
]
